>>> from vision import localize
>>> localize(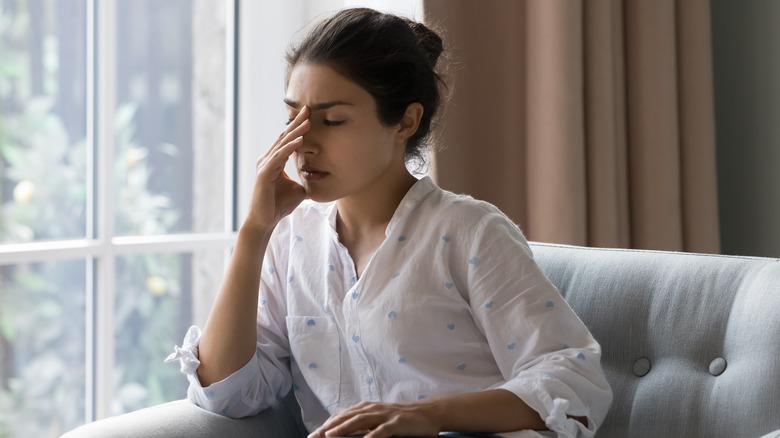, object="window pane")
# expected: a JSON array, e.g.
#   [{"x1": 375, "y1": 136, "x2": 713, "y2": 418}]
[
  {"x1": 0, "y1": 259, "x2": 87, "y2": 437},
  {"x1": 113, "y1": 250, "x2": 223, "y2": 414},
  {"x1": 114, "y1": 0, "x2": 228, "y2": 236},
  {"x1": 0, "y1": 0, "x2": 88, "y2": 244}
]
